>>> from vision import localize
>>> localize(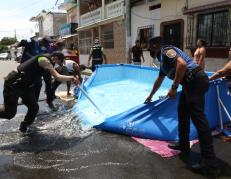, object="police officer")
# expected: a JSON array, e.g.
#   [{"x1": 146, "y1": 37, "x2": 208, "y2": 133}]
[
  {"x1": 144, "y1": 37, "x2": 219, "y2": 177},
  {"x1": 0, "y1": 52, "x2": 79, "y2": 133},
  {"x1": 17, "y1": 38, "x2": 54, "y2": 109},
  {"x1": 88, "y1": 39, "x2": 107, "y2": 72}
]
